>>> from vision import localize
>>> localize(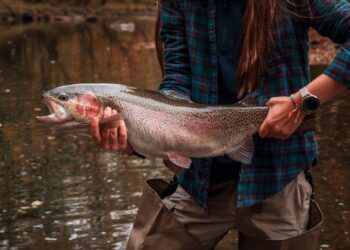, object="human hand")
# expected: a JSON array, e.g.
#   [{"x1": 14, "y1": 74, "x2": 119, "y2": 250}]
[
  {"x1": 90, "y1": 107, "x2": 133, "y2": 154},
  {"x1": 259, "y1": 96, "x2": 306, "y2": 140}
]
